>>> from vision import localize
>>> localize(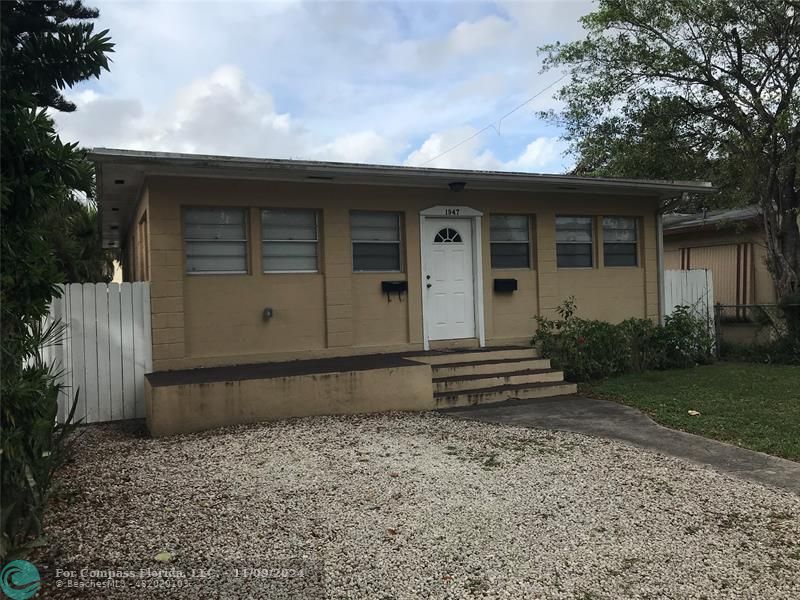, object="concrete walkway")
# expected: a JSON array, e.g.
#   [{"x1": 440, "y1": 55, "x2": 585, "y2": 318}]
[{"x1": 440, "y1": 395, "x2": 800, "y2": 495}]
